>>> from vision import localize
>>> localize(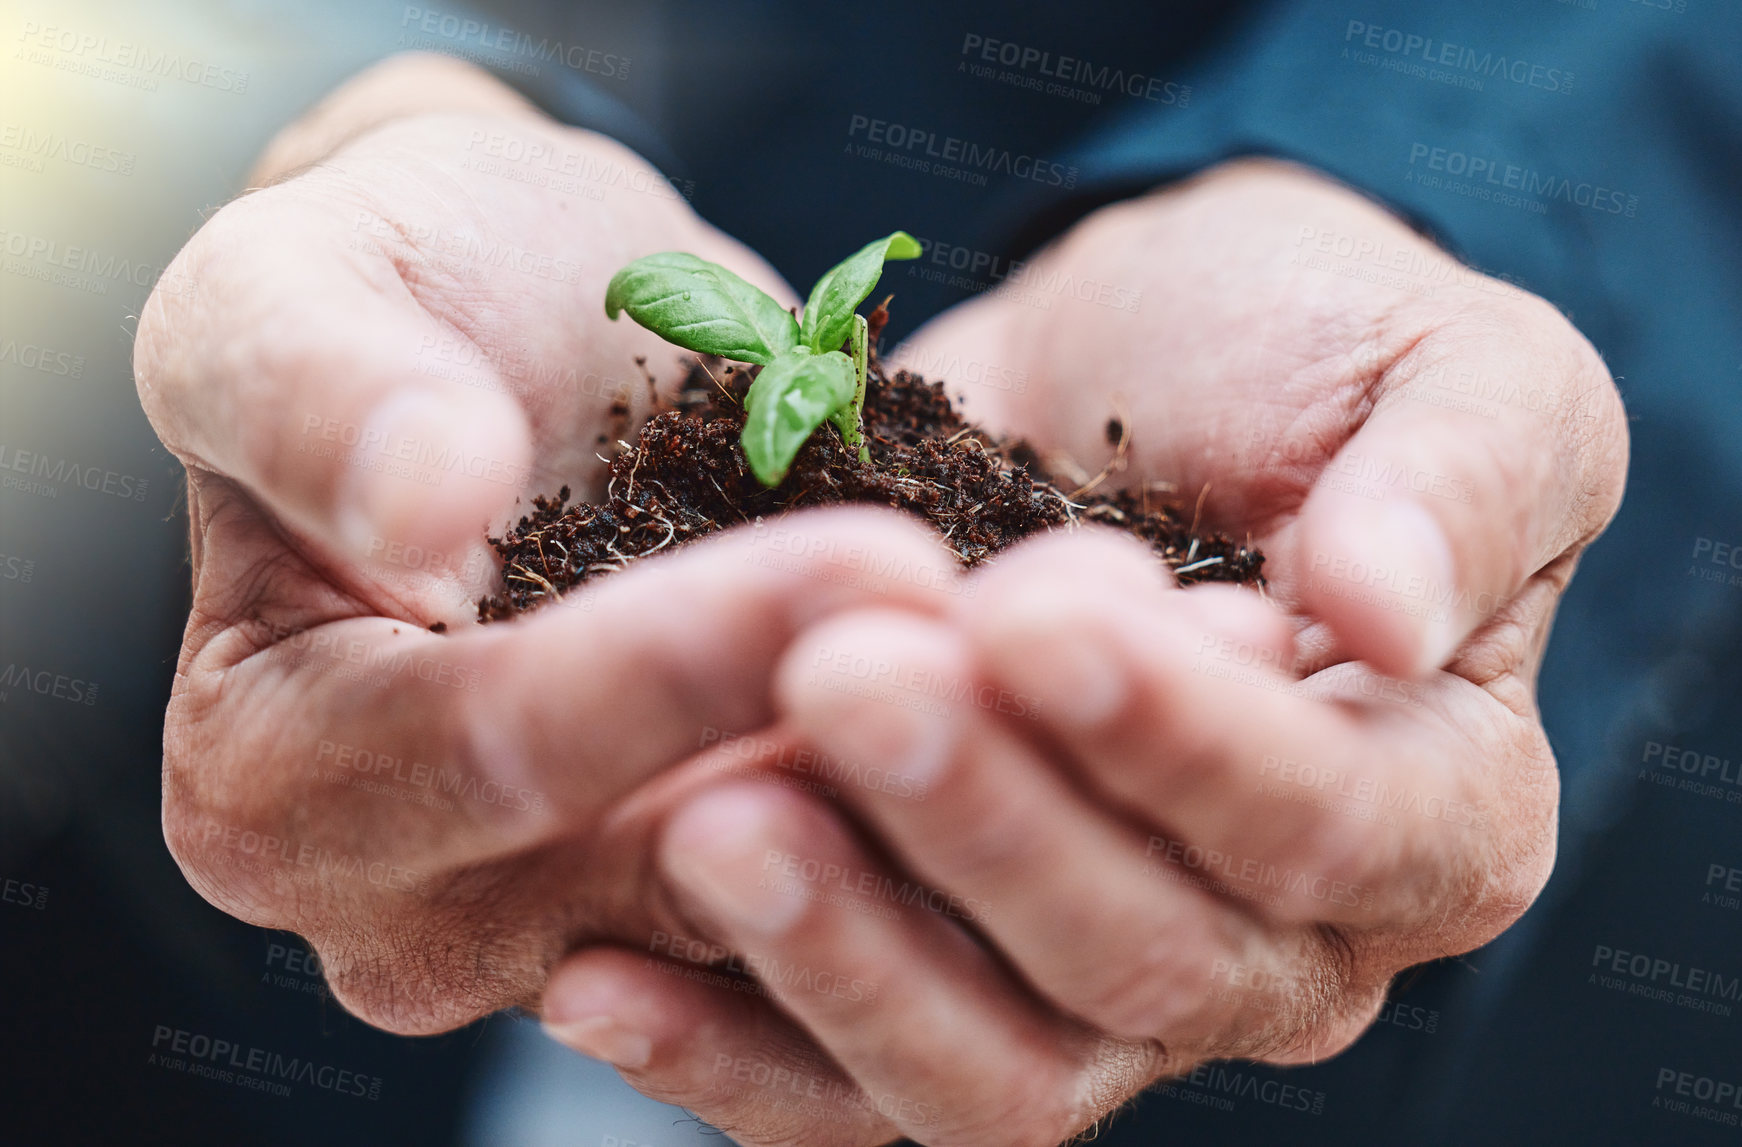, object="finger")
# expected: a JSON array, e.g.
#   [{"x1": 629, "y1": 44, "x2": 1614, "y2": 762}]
[
  {"x1": 171, "y1": 506, "x2": 964, "y2": 874},
  {"x1": 948, "y1": 529, "x2": 1485, "y2": 927},
  {"x1": 774, "y1": 607, "x2": 1361, "y2": 1052},
  {"x1": 543, "y1": 948, "x2": 897, "y2": 1147},
  {"x1": 135, "y1": 185, "x2": 533, "y2": 564},
  {"x1": 657, "y1": 783, "x2": 1152, "y2": 1146},
  {"x1": 886, "y1": 291, "x2": 1023, "y2": 435},
  {"x1": 1289, "y1": 294, "x2": 1627, "y2": 678}
]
